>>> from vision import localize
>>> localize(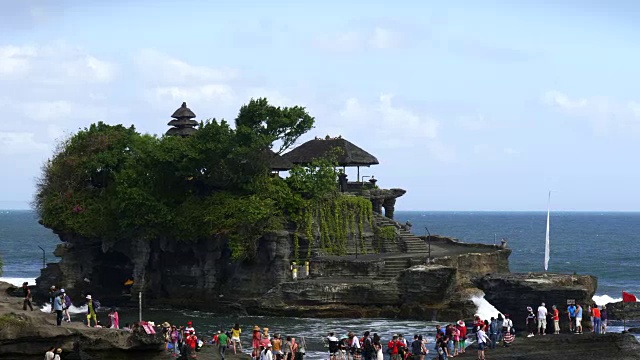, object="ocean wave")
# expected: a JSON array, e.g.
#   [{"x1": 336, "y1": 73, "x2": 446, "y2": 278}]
[
  {"x1": 0, "y1": 277, "x2": 36, "y2": 287},
  {"x1": 39, "y1": 303, "x2": 88, "y2": 314},
  {"x1": 470, "y1": 294, "x2": 502, "y2": 319}
]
